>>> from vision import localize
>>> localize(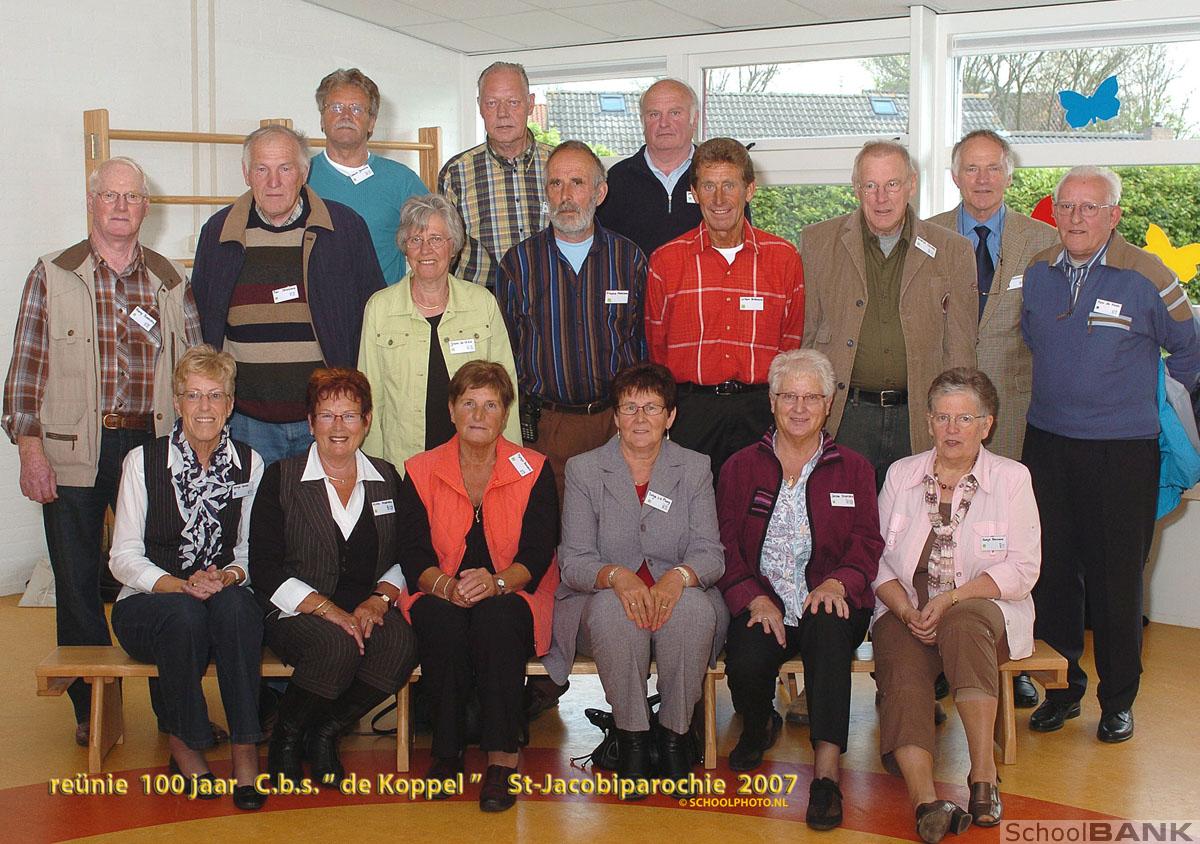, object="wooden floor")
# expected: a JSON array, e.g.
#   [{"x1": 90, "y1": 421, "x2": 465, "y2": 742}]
[{"x1": 3, "y1": 593, "x2": 1198, "y2": 842}]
